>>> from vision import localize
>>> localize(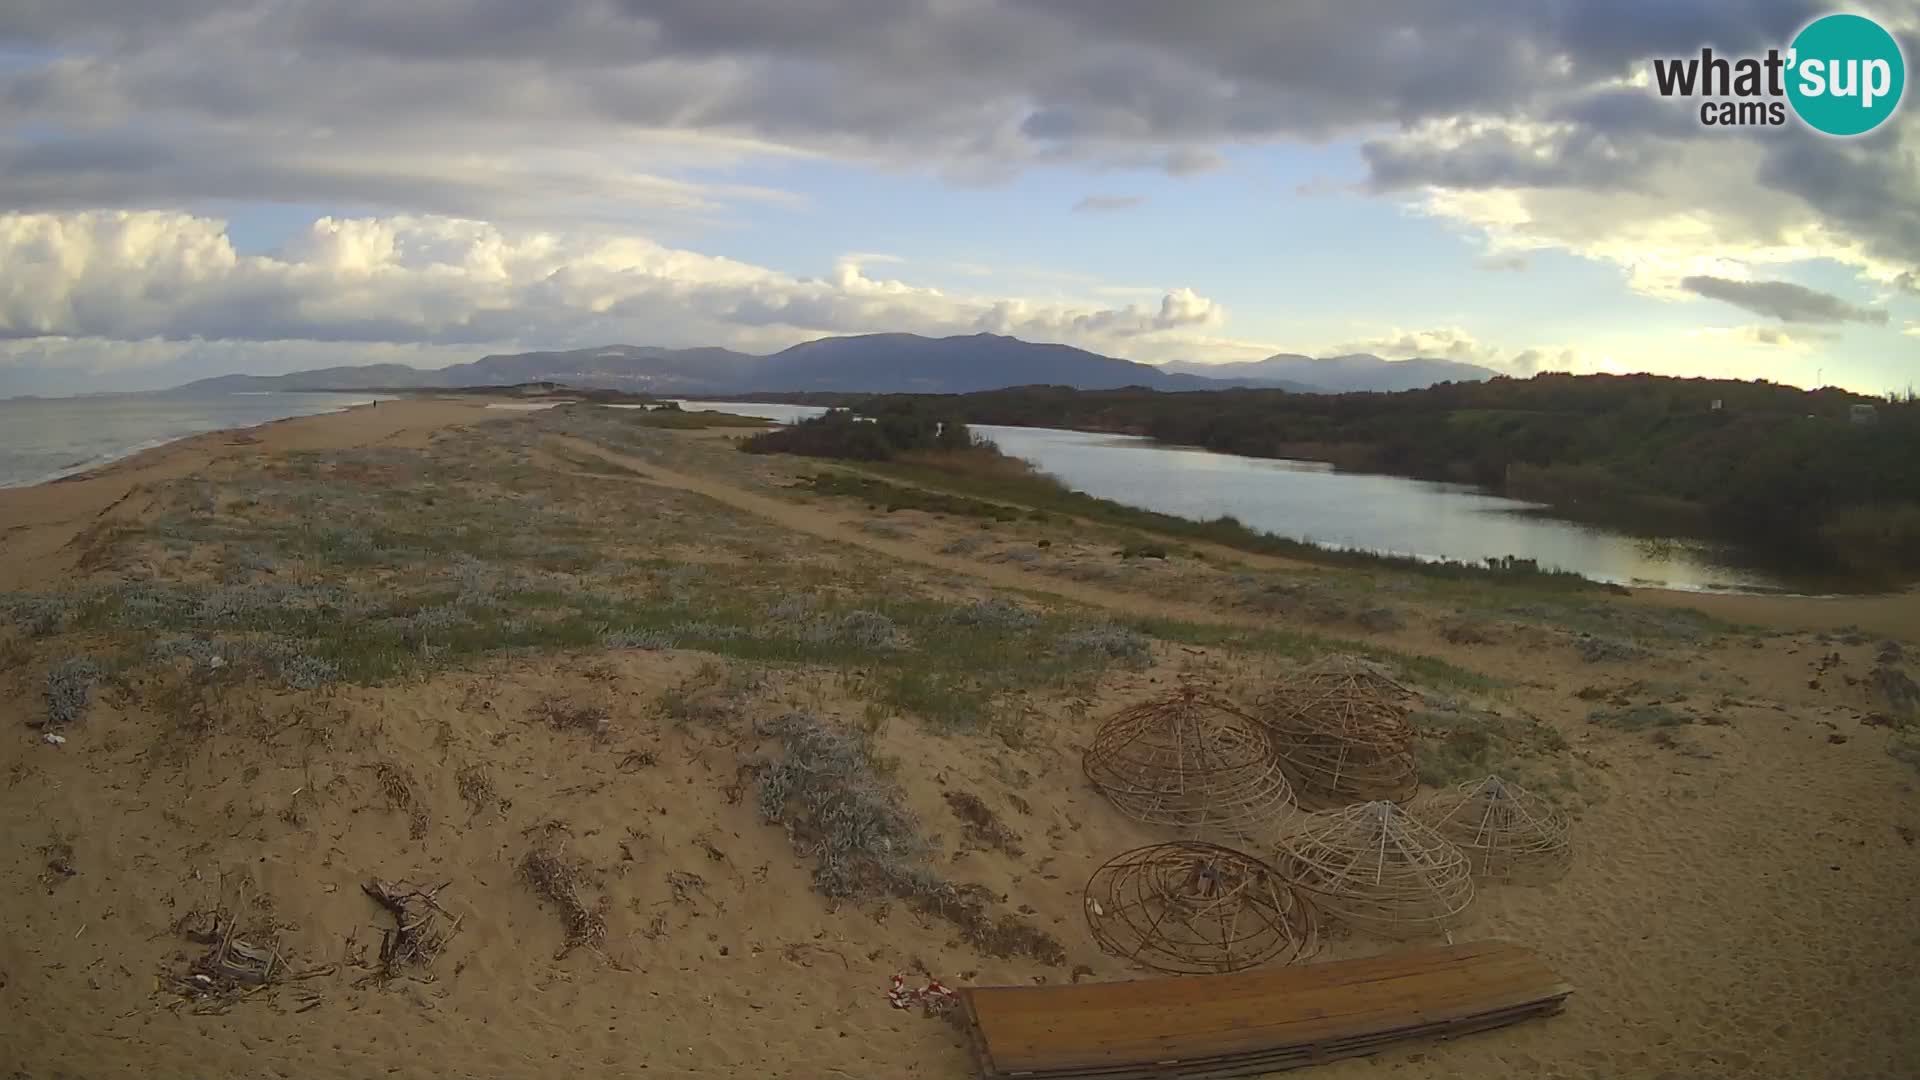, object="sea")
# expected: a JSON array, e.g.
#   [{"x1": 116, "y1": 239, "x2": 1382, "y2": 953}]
[{"x1": 0, "y1": 392, "x2": 393, "y2": 489}]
